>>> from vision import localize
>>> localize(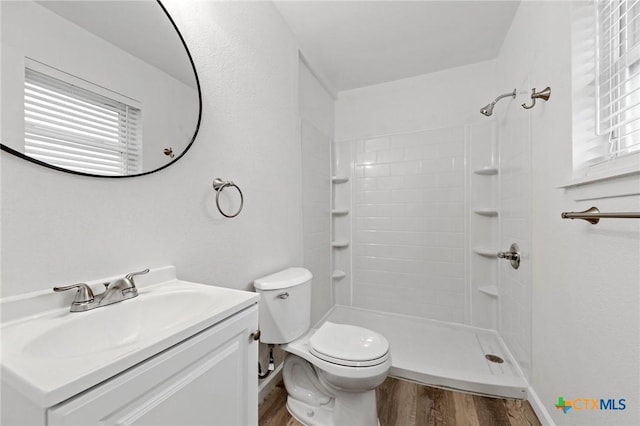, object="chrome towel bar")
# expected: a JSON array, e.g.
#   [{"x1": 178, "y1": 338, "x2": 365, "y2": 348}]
[{"x1": 561, "y1": 207, "x2": 640, "y2": 225}]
